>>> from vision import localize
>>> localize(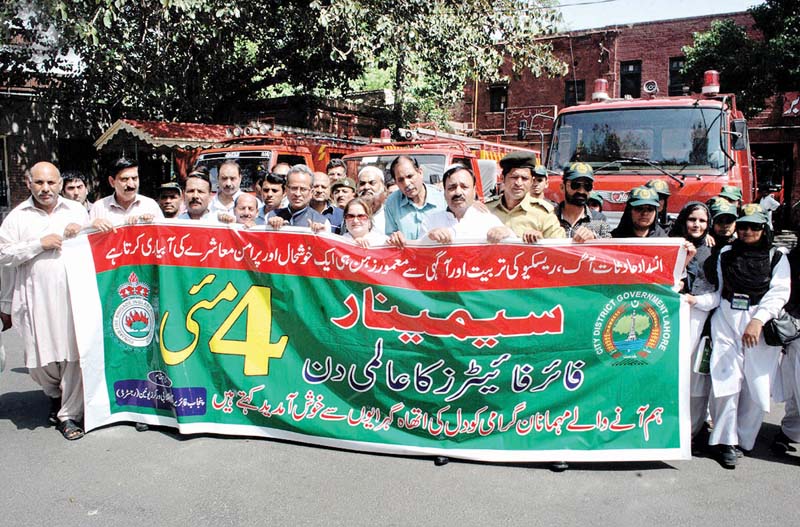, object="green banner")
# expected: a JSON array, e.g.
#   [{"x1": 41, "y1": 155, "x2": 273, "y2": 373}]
[{"x1": 64, "y1": 224, "x2": 690, "y2": 462}]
